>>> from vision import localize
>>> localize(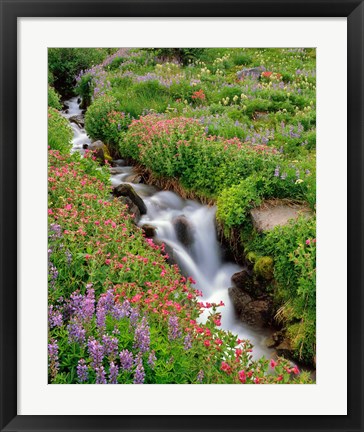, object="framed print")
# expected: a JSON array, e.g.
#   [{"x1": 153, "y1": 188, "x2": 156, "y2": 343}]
[{"x1": 1, "y1": 1, "x2": 363, "y2": 431}]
